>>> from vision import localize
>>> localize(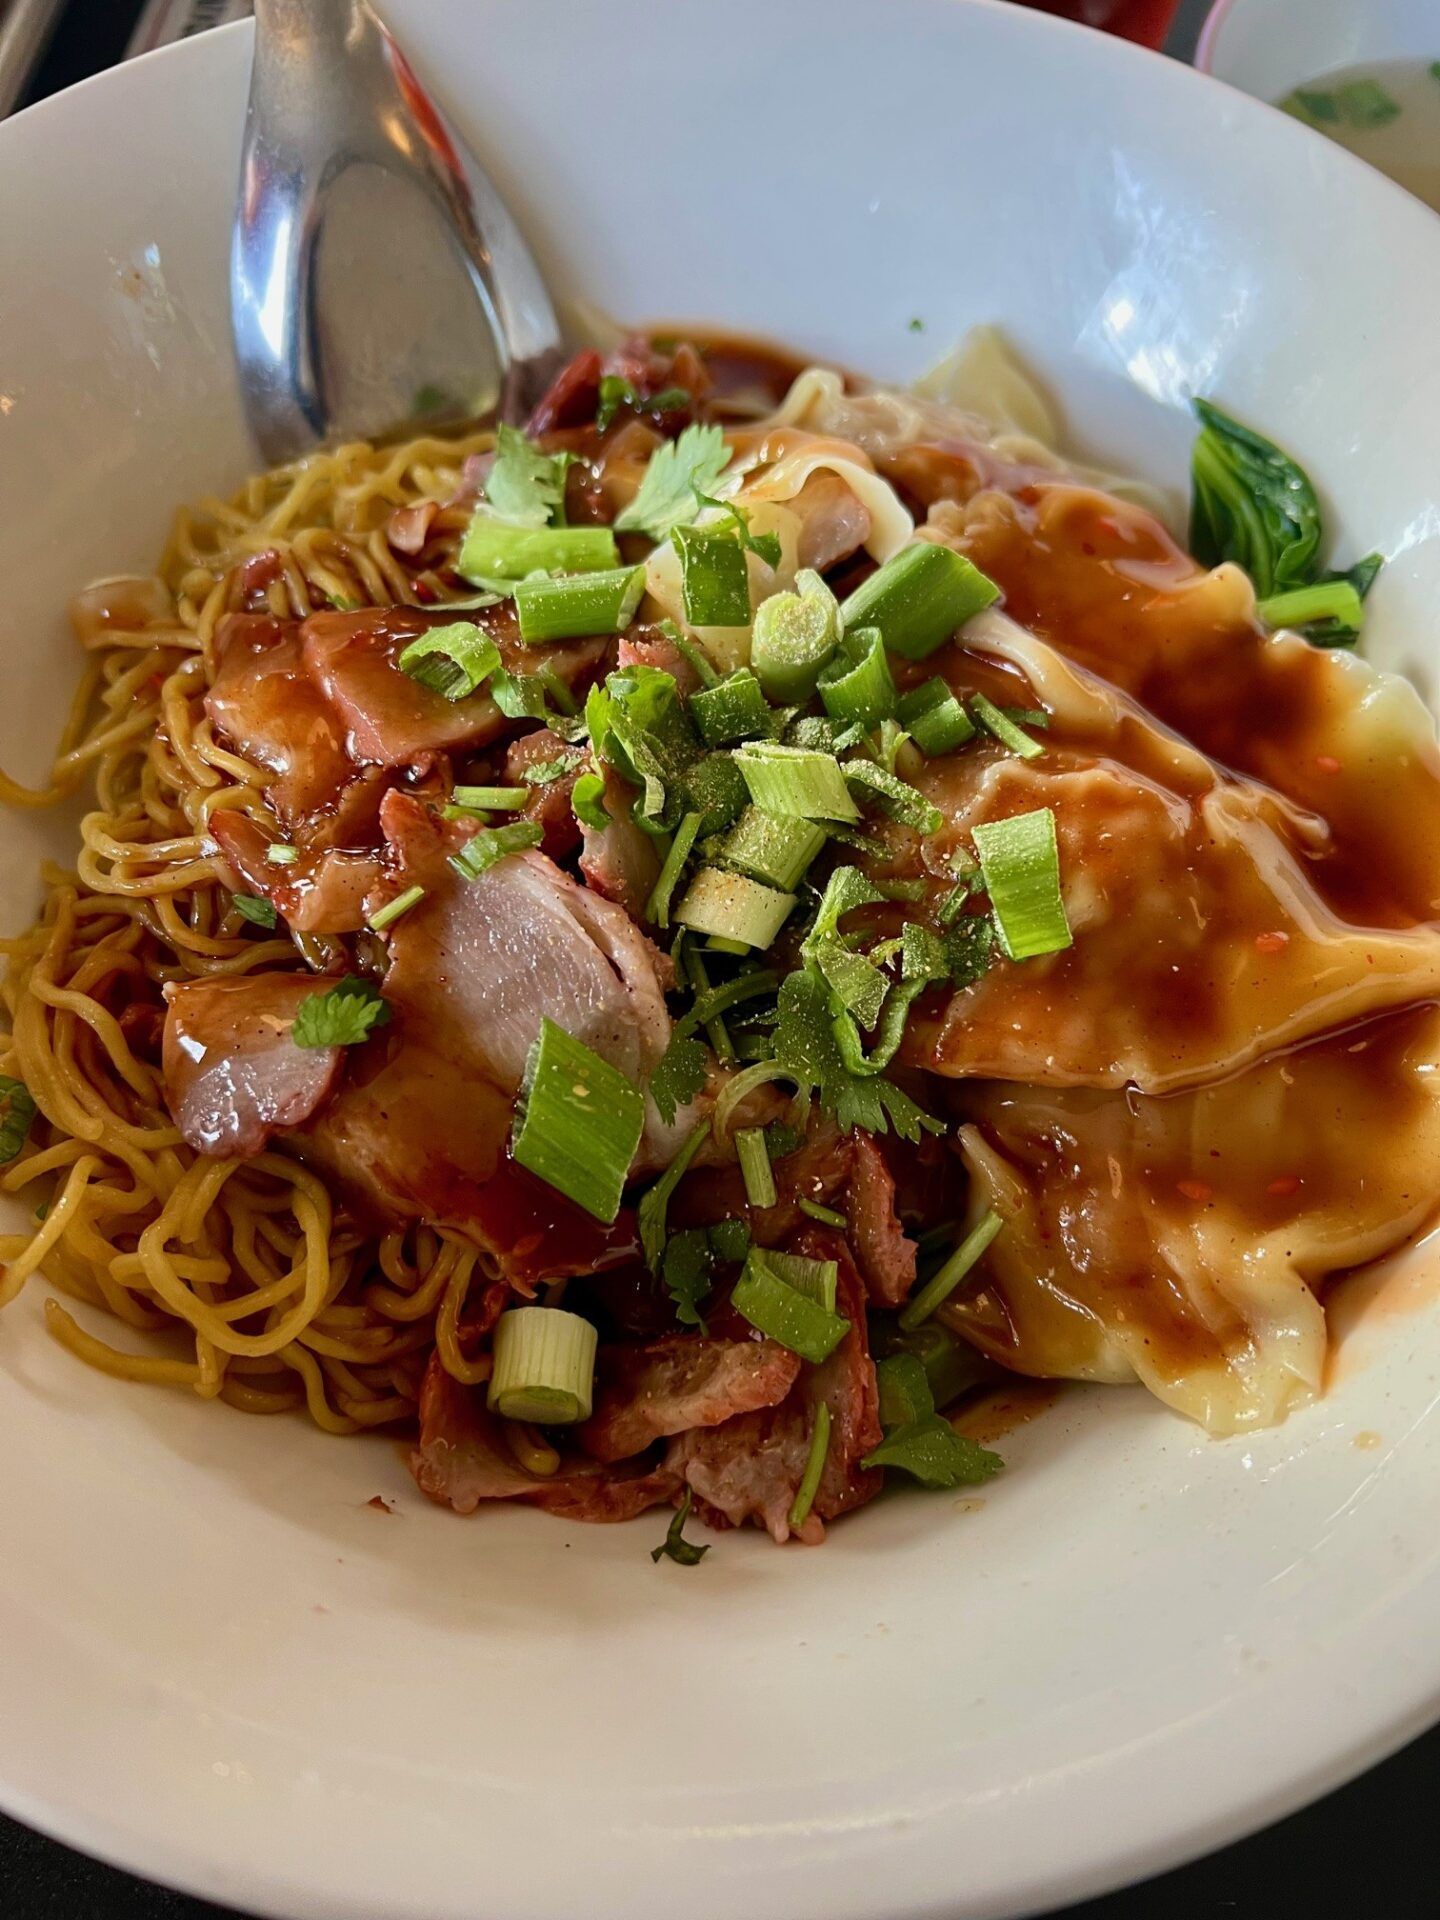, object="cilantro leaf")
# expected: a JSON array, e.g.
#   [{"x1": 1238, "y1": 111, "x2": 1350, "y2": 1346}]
[
  {"x1": 484, "y1": 425, "x2": 572, "y2": 528},
  {"x1": 232, "y1": 893, "x2": 279, "y2": 930},
  {"x1": 291, "y1": 975, "x2": 391, "y2": 1050},
  {"x1": 571, "y1": 770, "x2": 610, "y2": 832},
  {"x1": 615, "y1": 424, "x2": 731, "y2": 539},
  {"x1": 0, "y1": 1075, "x2": 36, "y2": 1166},
  {"x1": 694, "y1": 491, "x2": 783, "y2": 569},
  {"x1": 650, "y1": 1487, "x2": 711, "y2": 1565},
  {"x1": 637, "y1": 1120, "x2": 710, "y2": 1273},
  {"x1": 648, "y1": 1028, "x2": 708, "y2": 1126},
  {"x1": 773, "y1": 967, "x2": 941, "y2": 1144},
  {"x1": 525, "y1": 754, "x2": 579, "y2": 786},
  {"x1": 661, "y1": 1228, "x2": 713, "y2": 1330},
  {"x1": 943, "y1": 915, "x2": 996, "y2": 989},
  {"x1": 862, "y1": 1416, "x2": 1003, "y2": 1488}
]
